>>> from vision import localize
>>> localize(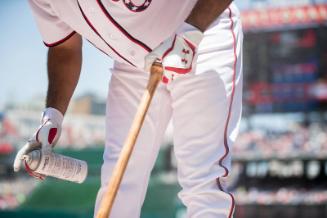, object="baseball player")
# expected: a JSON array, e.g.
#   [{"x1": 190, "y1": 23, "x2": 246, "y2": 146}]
[{"x1": 13, "y1": 0, "x2": 243, "y2": 217}]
